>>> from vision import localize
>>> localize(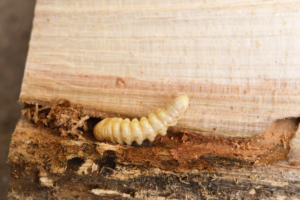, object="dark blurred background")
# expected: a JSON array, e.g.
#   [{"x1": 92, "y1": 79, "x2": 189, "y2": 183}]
[{"x1": 0, "y1": 0, "x2": 36, "y2": 199}]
